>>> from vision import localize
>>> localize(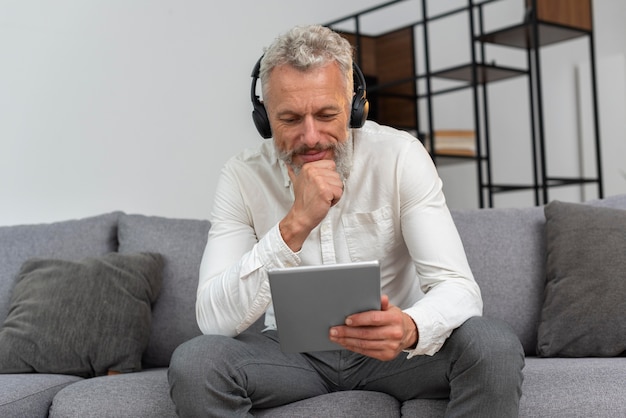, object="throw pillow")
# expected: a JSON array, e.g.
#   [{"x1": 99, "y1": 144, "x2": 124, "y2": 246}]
[
  {"x1": 0, "y1": 252, "x2": 163, "y2": 377},
  {"x1": 537, "y1": 200, "x2": 626, "y2": 357}
]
